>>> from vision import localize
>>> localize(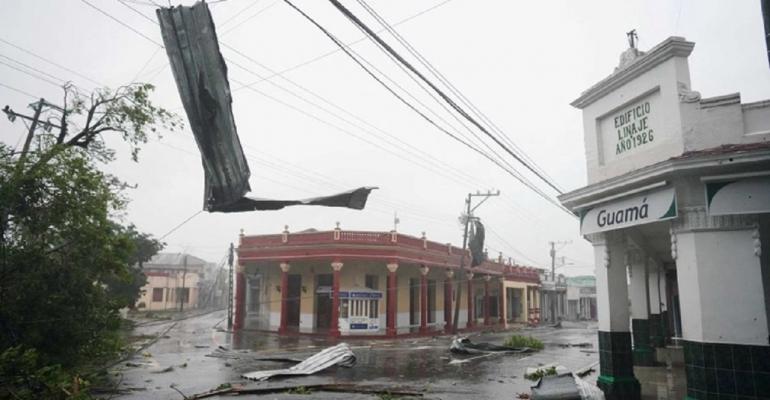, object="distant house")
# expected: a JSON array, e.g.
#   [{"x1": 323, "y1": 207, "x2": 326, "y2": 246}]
[
  {"x1": 566, "y1": 275, "x2": 597, "y2": 321},
  {"x1": 135, "y1": 253, "x2": 207, "y2": 311},
  {"x1": 538, "y1": 270, "x2": 567, "y2": 324}
]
